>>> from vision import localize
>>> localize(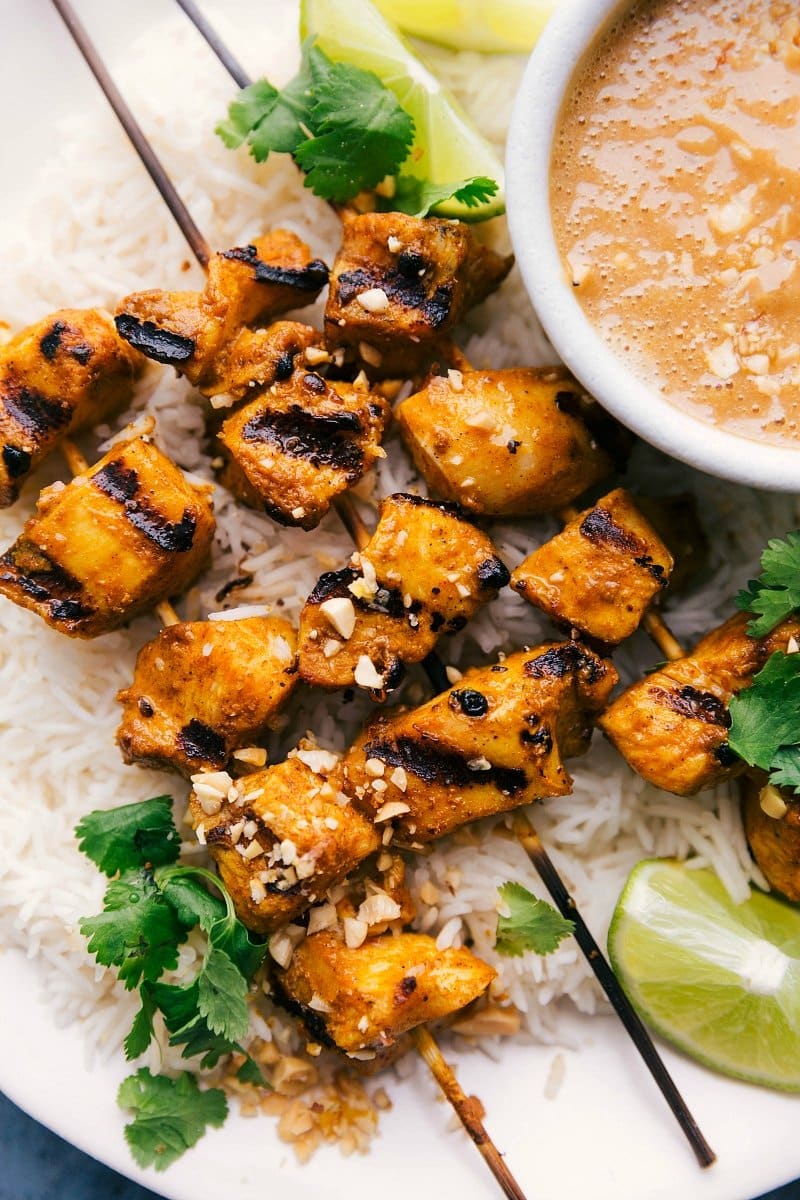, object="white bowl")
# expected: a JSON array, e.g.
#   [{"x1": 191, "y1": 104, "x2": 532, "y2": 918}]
[{"x1": 505, "y1": 0, "x2": 800, "y2": 492}]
